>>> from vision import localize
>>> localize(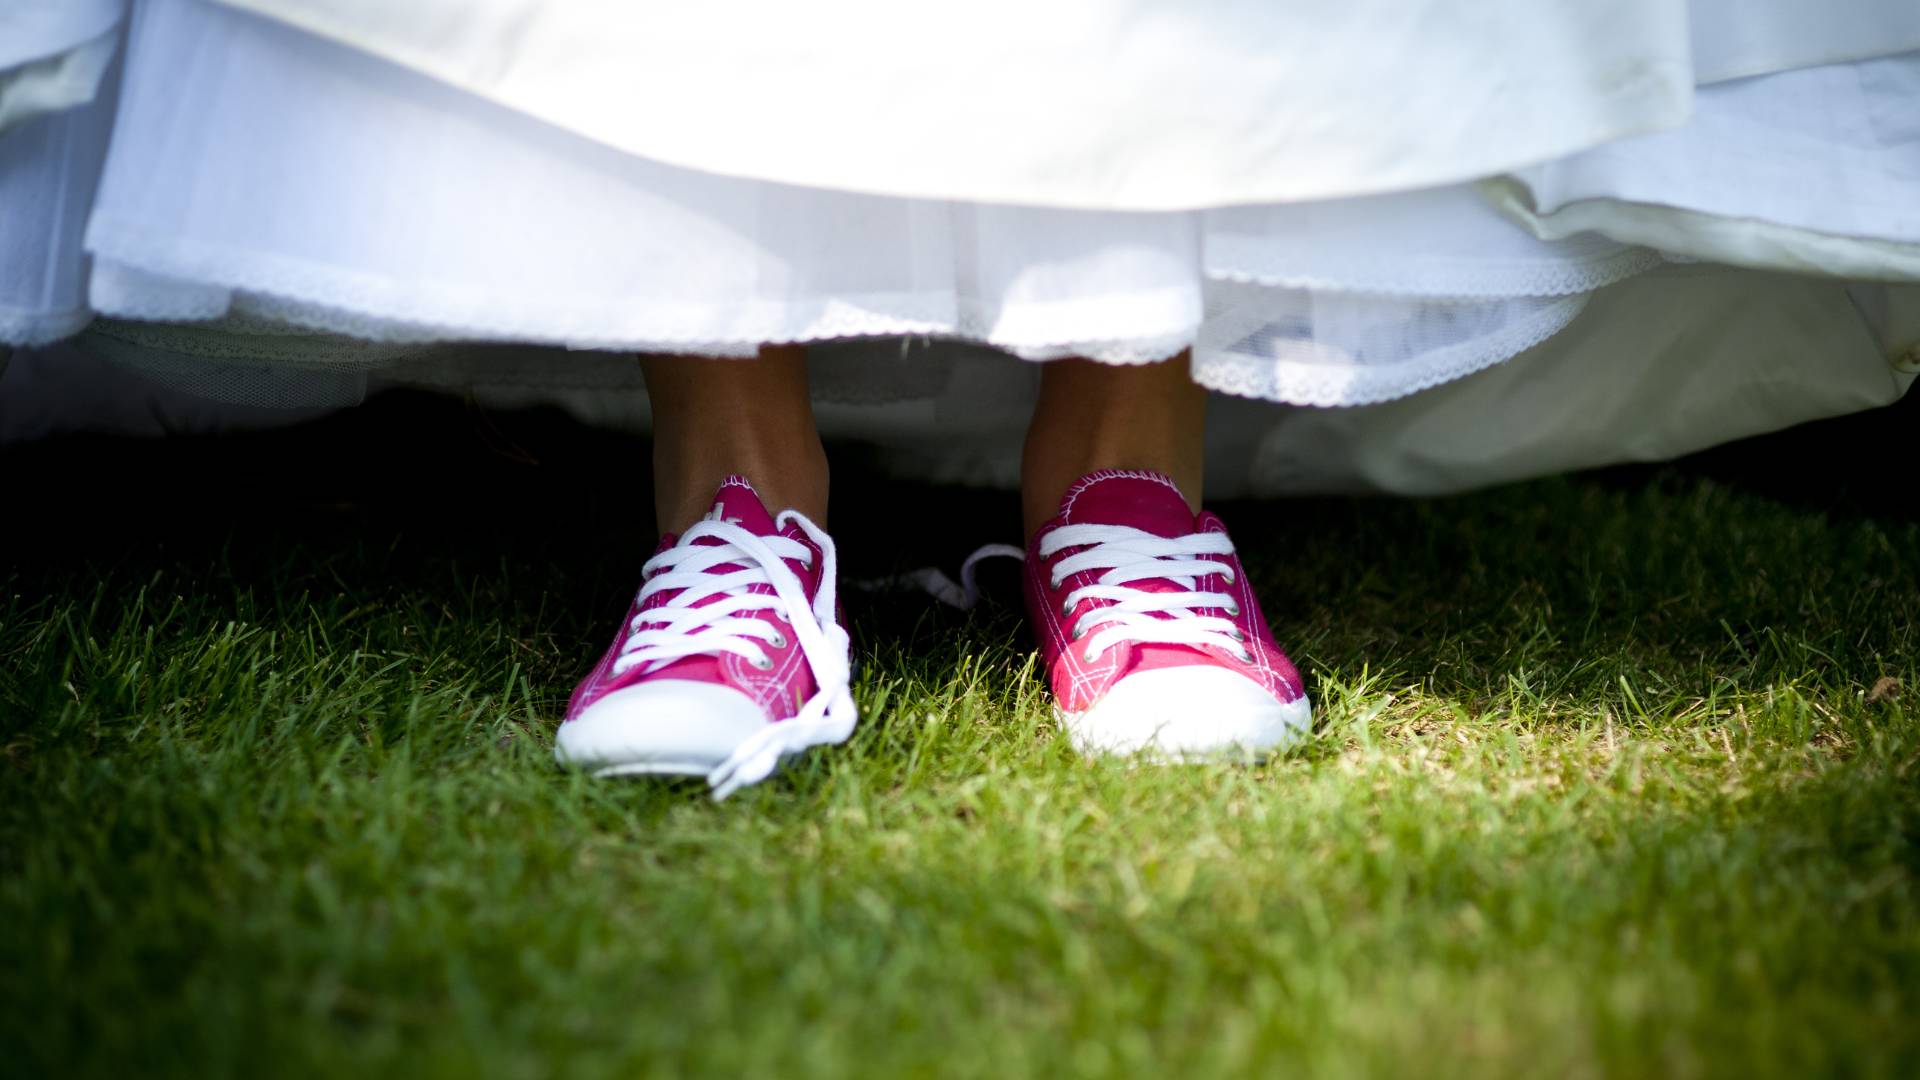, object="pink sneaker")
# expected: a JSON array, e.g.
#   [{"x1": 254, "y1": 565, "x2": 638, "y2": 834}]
[
  {"x1": 556, "y1": 476, "x2": 855, "y2": 798},
  {"x1": 1023, "y1": 469, "x2": 1311, "y2": 759}
]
